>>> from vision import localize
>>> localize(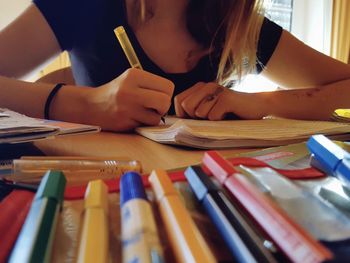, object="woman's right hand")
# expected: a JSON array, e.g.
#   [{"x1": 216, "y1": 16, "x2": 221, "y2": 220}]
[{"x1": 85, "y1": 68, "x2": 174, "y2": 132}]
